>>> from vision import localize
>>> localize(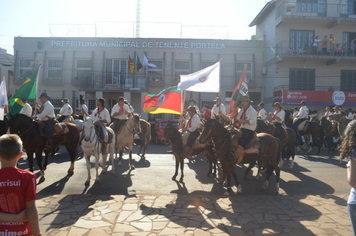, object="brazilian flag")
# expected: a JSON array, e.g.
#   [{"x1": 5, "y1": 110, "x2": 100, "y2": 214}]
[{"x1": 8, "y1": 65, "x2": 40, "y2": 116}]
